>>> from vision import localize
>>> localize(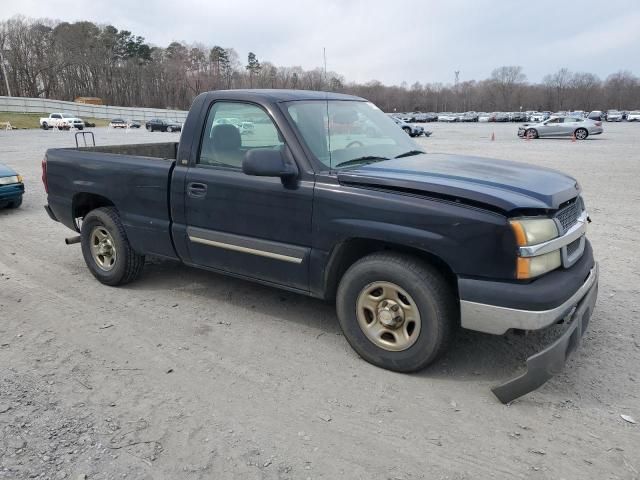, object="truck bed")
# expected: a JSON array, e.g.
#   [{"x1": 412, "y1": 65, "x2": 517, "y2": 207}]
[
  {"x1": 45, "y1": 142, "x2": 179, "y2": 259},
  {"x1": 78, "y1": 142, "x2": 178, "y2": 160}
]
